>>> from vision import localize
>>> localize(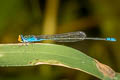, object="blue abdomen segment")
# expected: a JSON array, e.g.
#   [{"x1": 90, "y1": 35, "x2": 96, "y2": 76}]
[{"x1": 106, "y1": 38, "x2": 117, "y2": 42}]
